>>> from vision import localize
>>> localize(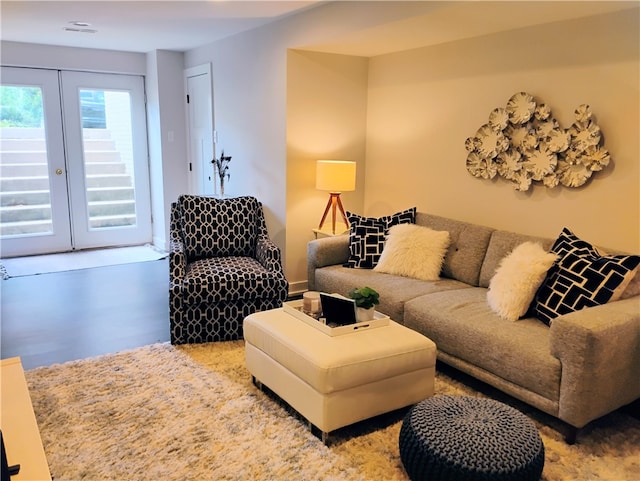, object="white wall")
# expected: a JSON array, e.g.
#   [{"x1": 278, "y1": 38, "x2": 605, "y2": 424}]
[
  {"x1": 146, "y1": 50, "x2": 189, "y2": 250},
  {"x1": 186, "y1": 3, "x2": 639, "y2": 292},
  {"x1": 286, "y1": 50, "x2": 369, "y2": 293},
  {"x1": 0, "y1": 41, "x2": 146, "y2": 74},
  {"x1": 186, "y1": 27, "x2": 289, "y2": 253},
  {"x1": 184, "y1": 1, "x2": 442, "y2": 286},
  {"x1": 365, "y1": 9, "x2": 639, "y2": 253},
  {"x1": 4, "y1": 2, "x2": 637, "y2": 288}
]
